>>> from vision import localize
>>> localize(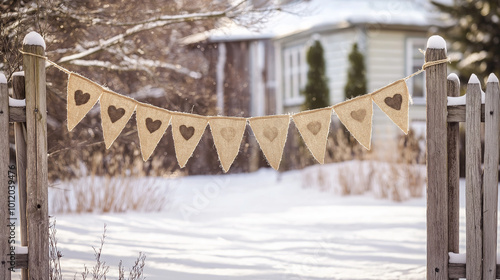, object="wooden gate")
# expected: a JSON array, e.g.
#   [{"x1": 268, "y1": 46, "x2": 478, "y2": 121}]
[
  {"x1": 426, "y1": 38, "x2": 500, "y2": 279},
  {"x1": 0, "y1": 38, "x2": 49, "y2": 279}
]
